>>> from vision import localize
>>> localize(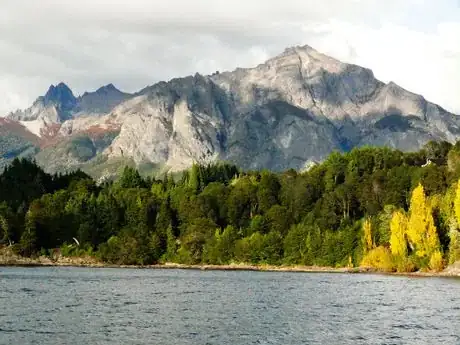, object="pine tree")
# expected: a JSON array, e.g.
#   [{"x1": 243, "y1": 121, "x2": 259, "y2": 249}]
[
  {"x1": 165, "y1": 225, "x2": 177, "y2": 262},
  {"x1": 189, "y1": 163, "x2": 200, "y2": 192}
]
